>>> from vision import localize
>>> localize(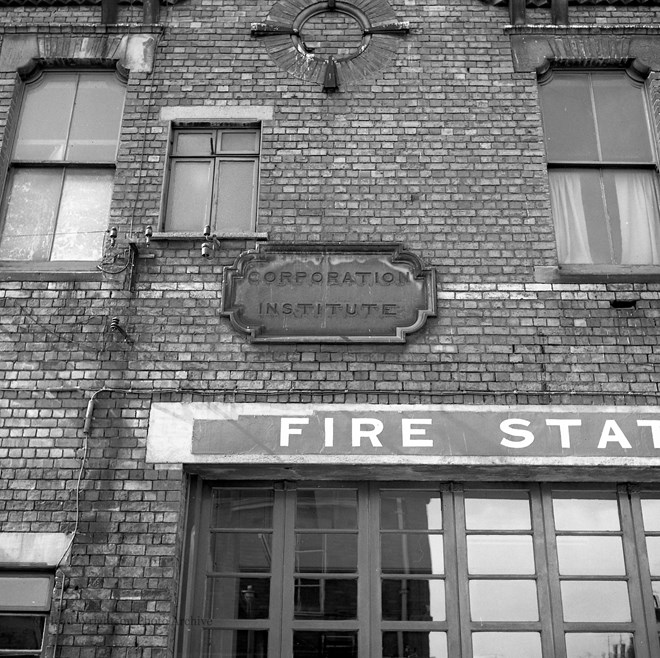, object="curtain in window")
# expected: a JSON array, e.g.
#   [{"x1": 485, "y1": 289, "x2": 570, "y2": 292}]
[
  {"x1": 549, "y1": 170, "x2": 591, "y2": 264},
  {"x1": 615, "y1": 170, "x2": 660, "y2": 265}
]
